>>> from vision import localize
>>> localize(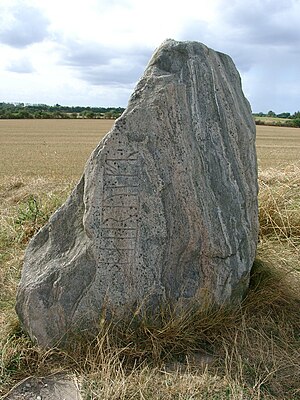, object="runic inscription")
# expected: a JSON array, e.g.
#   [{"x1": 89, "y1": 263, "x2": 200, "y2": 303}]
[{"x1": 99, "y1": 146, "x2": 139, "y2": 267}]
